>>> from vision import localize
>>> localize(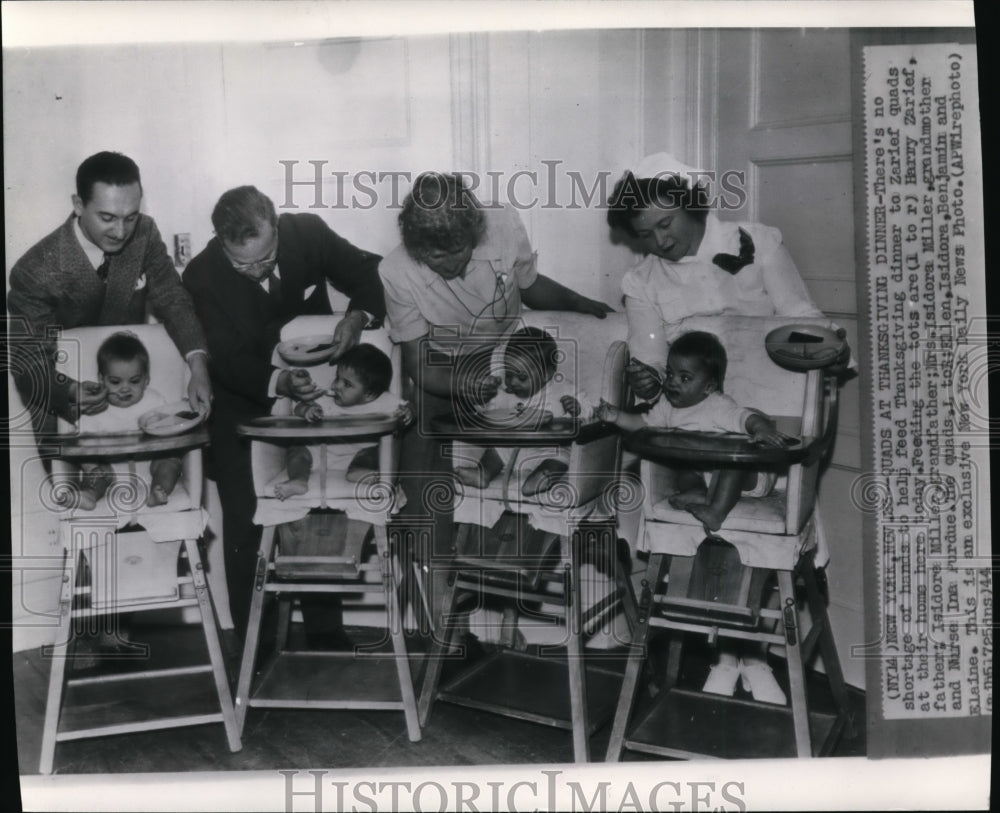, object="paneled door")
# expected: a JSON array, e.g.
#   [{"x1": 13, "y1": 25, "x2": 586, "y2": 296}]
[{"x1": 699, "y1": 29, "x2": 865, "y2": 688}]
